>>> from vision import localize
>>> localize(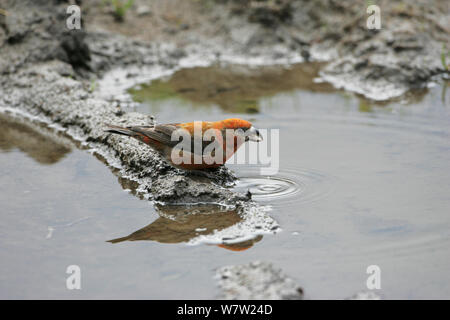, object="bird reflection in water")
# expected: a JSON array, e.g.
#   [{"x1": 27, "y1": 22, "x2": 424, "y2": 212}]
[{"x1": 108, "y1": 204, "x2": 263, "y2": 251}]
